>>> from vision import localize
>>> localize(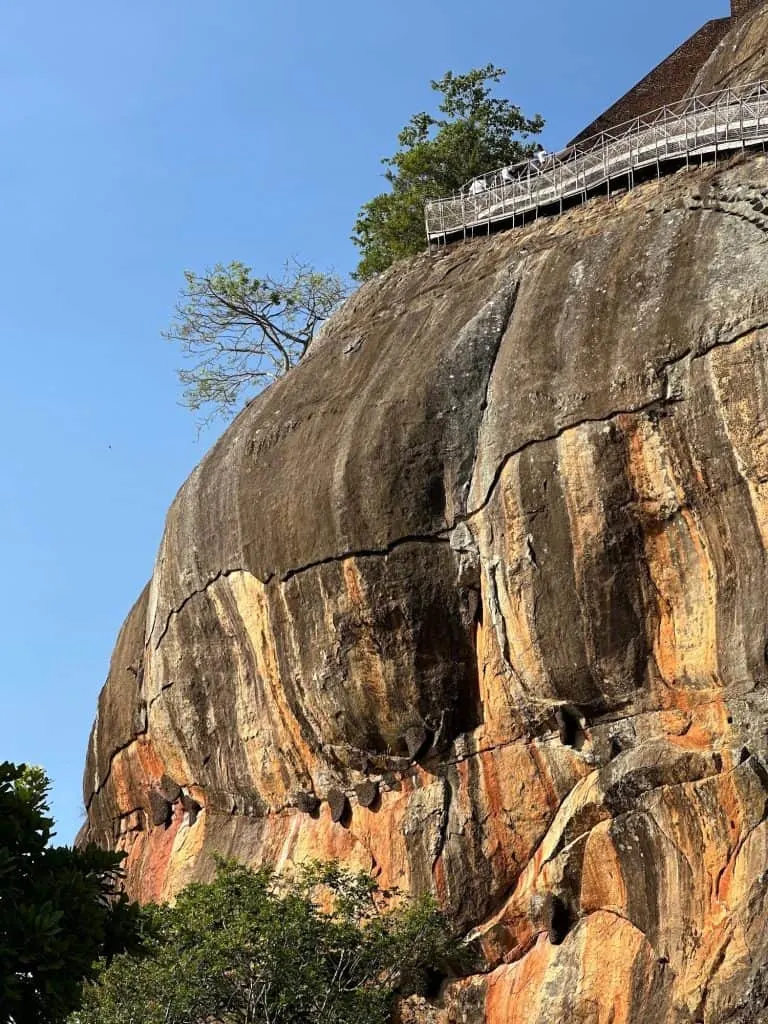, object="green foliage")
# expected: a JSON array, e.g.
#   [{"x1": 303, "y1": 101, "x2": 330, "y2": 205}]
[
  {"x1": 0, "y1": 762, "x2": 143, "y2": 1024},
  {"x1": 73, "y1": 858, "x2": 461, "y2": 1024},
  {"x1": 352, "y1": 64, "x2": 544, "y2": 279},
  {"x1": 164, "y1": 258, "x2": 350, "y2": 428}
]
